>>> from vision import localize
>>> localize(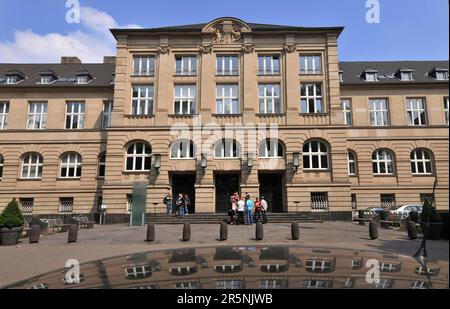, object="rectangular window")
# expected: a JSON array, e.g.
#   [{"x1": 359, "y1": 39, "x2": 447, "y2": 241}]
[
  {"x1": 174, "y1": 85, "x2": 196, "y2": 115},
  {"x1": 436, "y1": 71, "x2": 449, "y2": 81},
  {"x1": 258, "y1": 55, "x2": 280, "y2": 75},
  {"x1": 216, "y1": 55, "x2": 239, "y2": 75},
  {"x1": 300, "y1": 55, "x2": 322, "y2": 74},
  {"x1": 133, "y1": 55, "x2": 155, "y2": 76},
  {"x1": 19, "y1": 198, "x2": 34, "y2": 214},
  {"x1": 258, "y1": 84, "x2": 281, "y2": 114},
  {"x1": 40, "y1": 75, "x2": 53, "y2": 84},
  {"x1": 406, "y1": 98, "x2": 427, "y2": 126},
  {"x1": 351, "y1": 194, "x2": 358, "y2": 210},
  {"x1": 365, "y1": 72, "x2": 378, "y2": 82},
  {"x1": 65, "y1": 102, "x2": 85, "y2": 129},
  {"x1": 216, "y1": 84, "x2": 239, "y2": 114},
  {"x1": 0, "y1": 101, "x2": 9, "y2": 130},
  {"x1": 310, "y1": 192, "x2": 329, "y2": 212},
  {"x1": 301, "y1": 83, "x2": 323, "y2": 113},
  {"x1": 102, "y1": 101, "x2": 113, "y2": 129},
  {"x1": 369, "y1": 99, "x2": 389, "y2": 126},
  {"x1": 59, "y1": 197, "x2": 74, "y2": 213},
  {"x1": 6, "y1": 76, "x2": 18, "y2": 84},
  {"x1": 400, "y1": 71, "x2": 413, "y2": 81},
  {"x1": 76, "y1": 75, "x2": 89, "y2": 84},
  {"x1": 27, "y1": 102, "x2": 48, "y2": 130},
  {"x1": 175, "y1": 56, "x2": 197, "y2": 76},
  {"x1": 380, "y1": 194, "x2": 396, "y2": 208},
  {"x1": 444, "y1": 97, "x2": 449, "y2": 125},
  {"x1": 341, "y1": 99, "x2": 352, "y2": 125},
  {"x1": 126, "y1": 194, "x2": 133, "y2": 213},
  {"x1": 132, "y1": 85, "x2": 154, "y2": 116}
]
